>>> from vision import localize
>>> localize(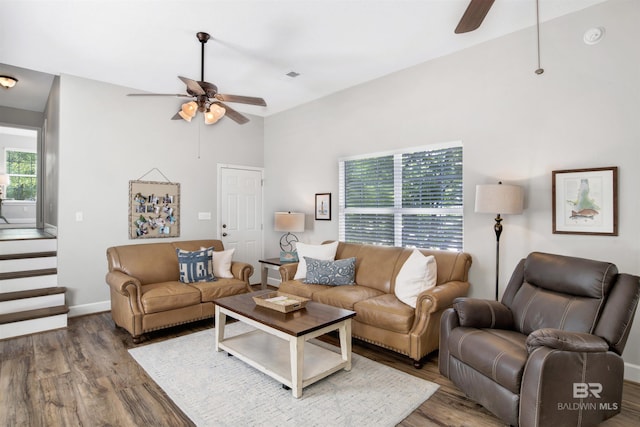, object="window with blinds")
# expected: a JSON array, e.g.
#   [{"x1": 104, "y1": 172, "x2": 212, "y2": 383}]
[{"x1": 339, "y1": 143, "x2": 463, "y2": 251}]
